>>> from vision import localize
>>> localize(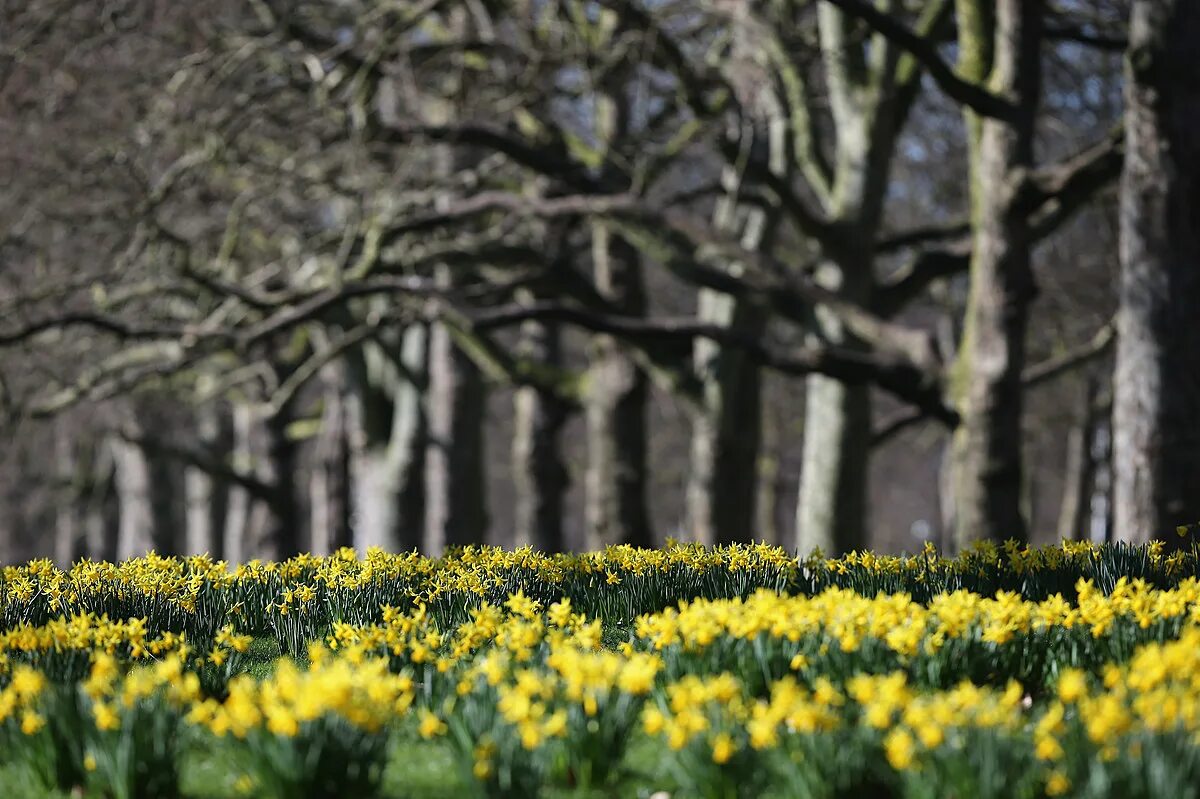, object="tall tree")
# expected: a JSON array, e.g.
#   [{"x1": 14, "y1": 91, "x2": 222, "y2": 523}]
[
  {"x1": 1112, "y1": 0, "x2": 1200, "y2": 542},
  {"x1": 944, "y1": 0, "x2": 1043, "y2": 550},
  {"x1": 794, "y1": 1, "x2": 953, "y2": 554}
]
